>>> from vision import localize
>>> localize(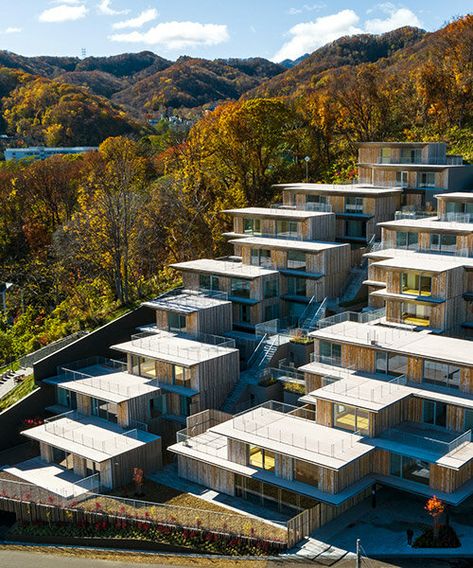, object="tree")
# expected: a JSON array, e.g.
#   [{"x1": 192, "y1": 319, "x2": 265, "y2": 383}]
[{"x1": 425, "y1": 495, "x2": 445, "y2": 541}]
